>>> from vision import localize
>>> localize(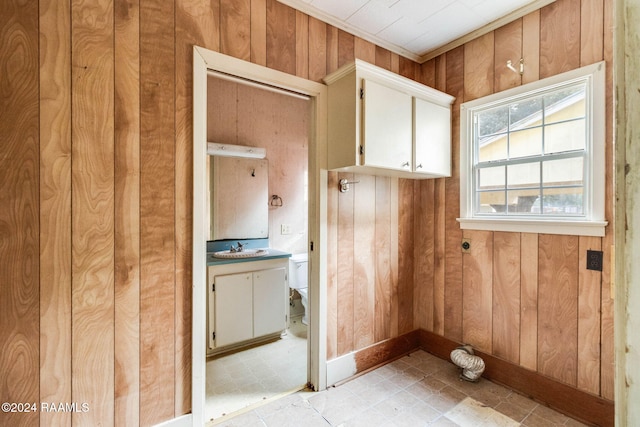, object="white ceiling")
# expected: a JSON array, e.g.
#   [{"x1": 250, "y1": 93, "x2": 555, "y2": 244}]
[{"x1": 277, "y1": 0, "x2": 555, "y2": 63}]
